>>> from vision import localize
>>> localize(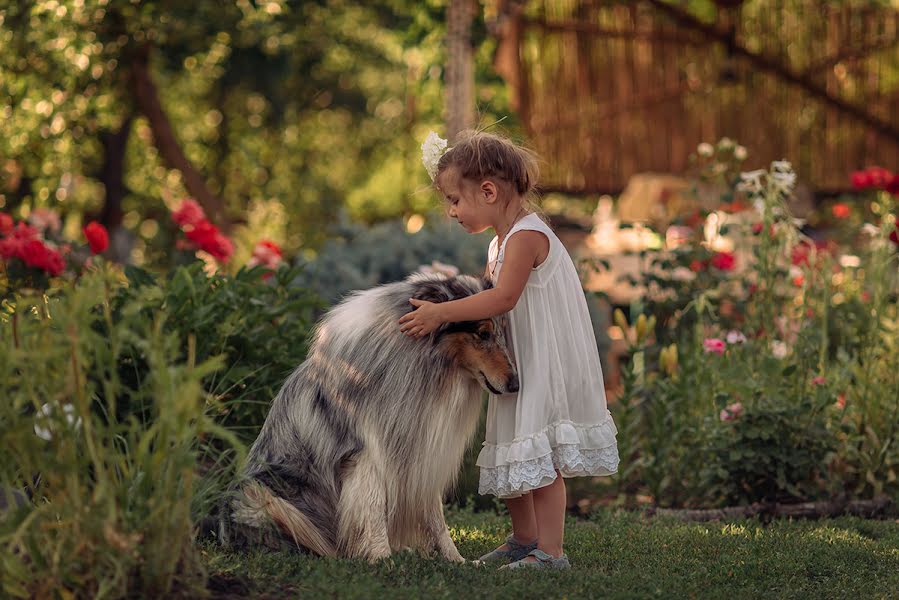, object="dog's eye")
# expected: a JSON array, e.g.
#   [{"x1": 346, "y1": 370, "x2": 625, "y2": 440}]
[{"x1": 477, "y1": 330, "x2": 491, "y2": 341}]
